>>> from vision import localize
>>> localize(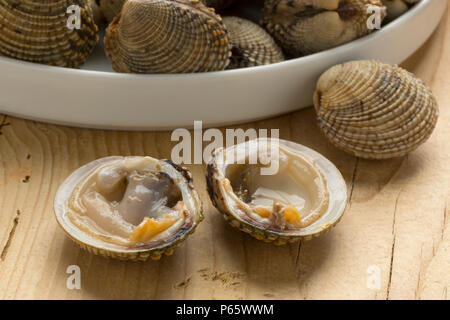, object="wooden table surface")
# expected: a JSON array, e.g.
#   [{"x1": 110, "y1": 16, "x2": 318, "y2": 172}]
[{"x1": 0, "y1": 8, "x2": 449, "y2": 301}]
